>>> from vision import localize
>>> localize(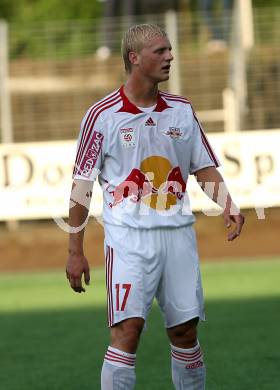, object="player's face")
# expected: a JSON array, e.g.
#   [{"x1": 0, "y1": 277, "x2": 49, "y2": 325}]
[{"x1": 133, "y1": 36, "x2": 173, "y2": 83}]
